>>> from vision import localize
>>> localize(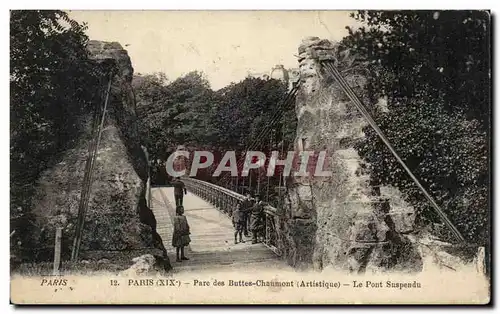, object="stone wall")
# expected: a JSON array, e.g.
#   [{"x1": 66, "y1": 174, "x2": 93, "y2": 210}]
[
  {"x1": 282, "y1": 37, "x2": 421, "y2": 273},
  {"x1": 30, "y1": 41, "x2": 171, "y2": 271}
]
